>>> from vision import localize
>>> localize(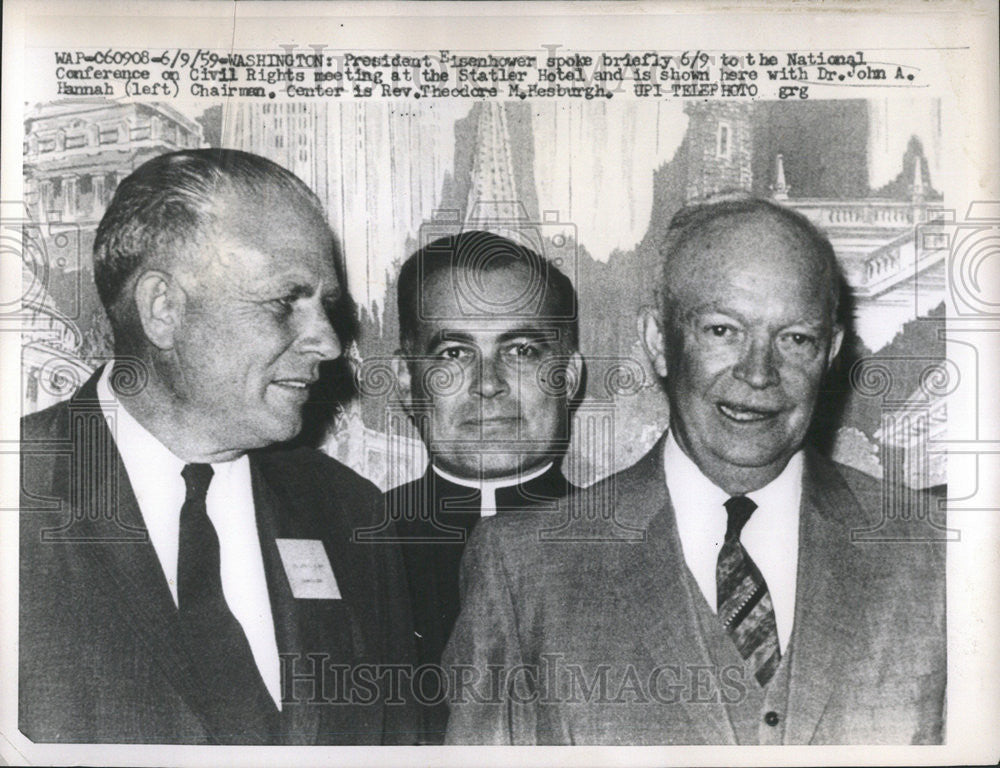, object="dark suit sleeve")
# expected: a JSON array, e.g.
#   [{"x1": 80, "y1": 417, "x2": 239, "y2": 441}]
[
  {"x1": 264, "y1": 449, "x2": 421, "y2": 745},
  {"x1": 318, "y1": 455, "x2": 421, "y2": 746},
  {"x1": 442, "y1": 521, "x2": 536, "y2": 745}
]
